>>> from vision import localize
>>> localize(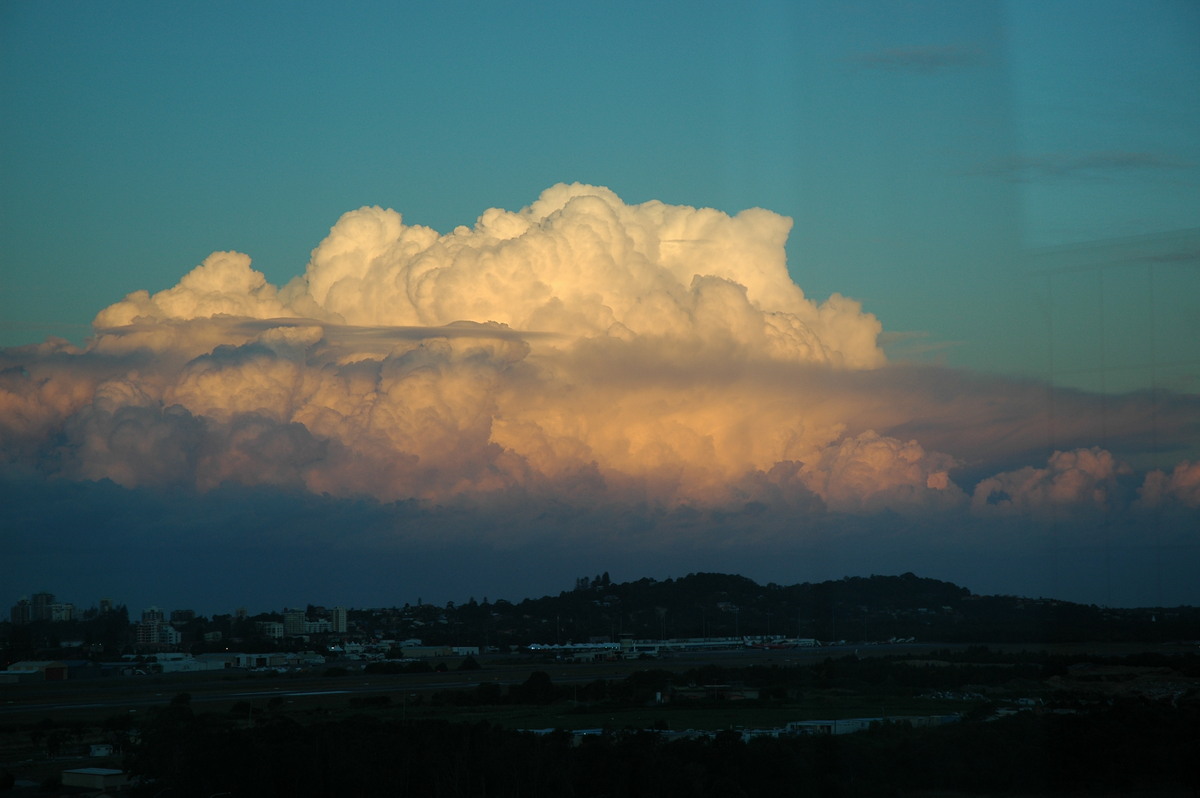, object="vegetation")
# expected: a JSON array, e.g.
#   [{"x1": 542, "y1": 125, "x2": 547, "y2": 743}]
[
  {"x1": 5, "y1": 572, "x2": 1199, "y2": 668},
  {"x1": 3, "y1": 645, "x2": 1198, "y2": 796},
  {"x1": 117, "y1": 661, "x2": 1200, "y2": 797}
]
